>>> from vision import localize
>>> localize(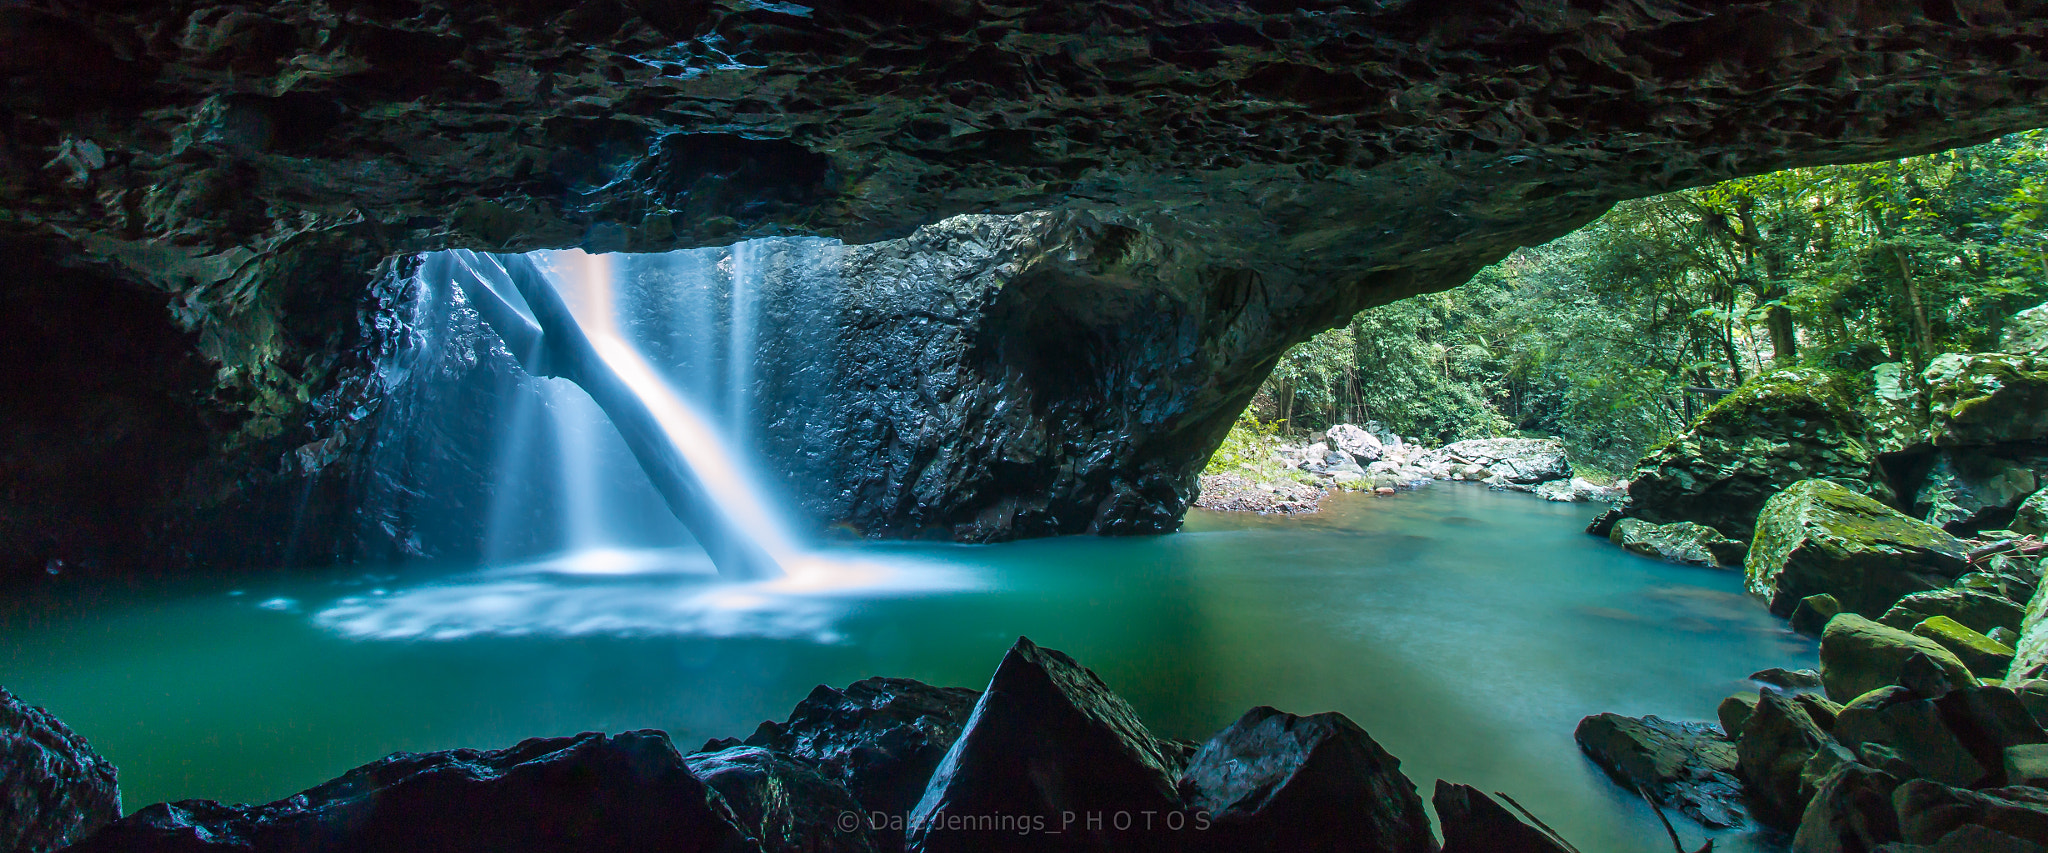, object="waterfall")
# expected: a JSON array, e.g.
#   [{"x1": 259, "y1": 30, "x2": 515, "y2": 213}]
[{"x1": 424, "y1": 242, "x2": 839, "y2": 581}]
